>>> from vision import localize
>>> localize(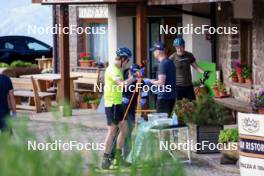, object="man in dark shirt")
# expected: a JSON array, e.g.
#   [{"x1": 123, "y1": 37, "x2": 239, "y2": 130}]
[
  {"x1": 169, "y1": 37, "x2": 208, "y2": 100},
  {"x1": 0, "y1": 74, "x2": 16, "y2": 131},
  {"x1": 146, "y1": 42, "x2": 177, "y2": 117}
]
